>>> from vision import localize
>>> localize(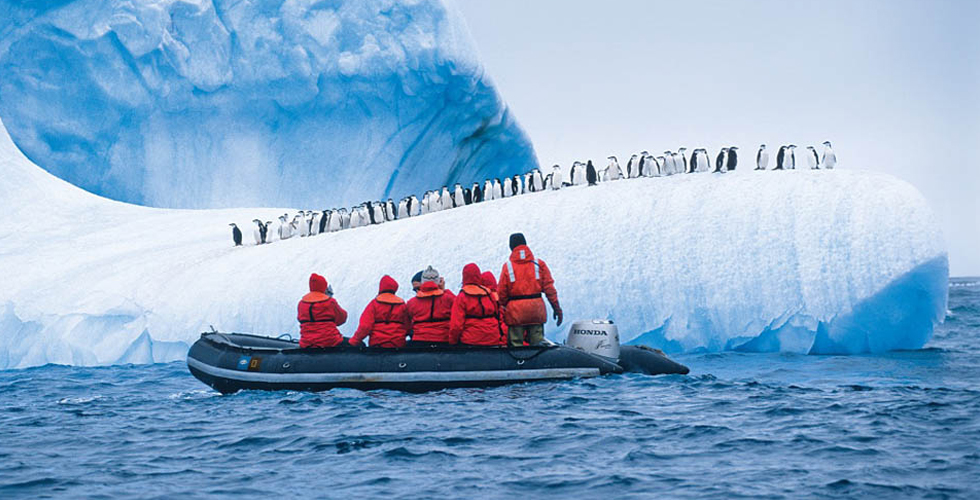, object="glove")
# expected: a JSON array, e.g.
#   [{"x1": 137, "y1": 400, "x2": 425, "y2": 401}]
[{"x1": 553, "y1": 306, "x2": 563, "y2": 327}]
